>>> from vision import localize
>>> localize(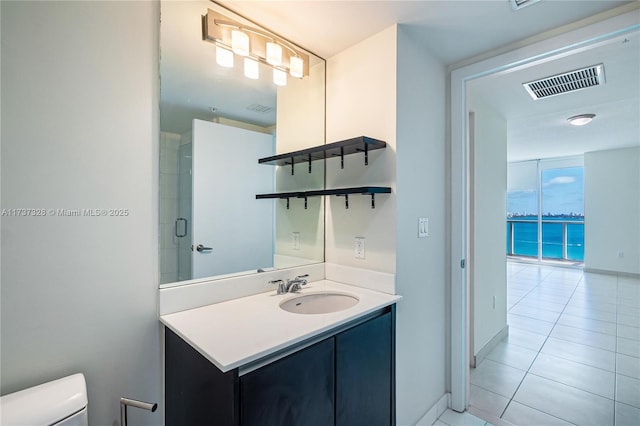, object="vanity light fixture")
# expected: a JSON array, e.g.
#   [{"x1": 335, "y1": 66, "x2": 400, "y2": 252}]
[
  {"x1": 244, "y1": 57, "x2": 259, "y2": 79},
  {"x1": 202, "y1": 8, "x2": 310, "y2": 86},
  {"x1": 567, "y1": 113, "x2": 596, "y2": 126},
  {"x1": 273, "y1": 68, "x2": 287, "y2": 86},
  {"x1": 231, "y1": 30, "x2": 250, "y2": 56},
  {"x1": 289, "y1": 56, "x2": 304, "y2": 78},
  {"x1": 266, "y1": 42, "x2": 282, "y2": 66},
  {"x1": 215, "y1": 45, "x2": 234, "y2": 68}
]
